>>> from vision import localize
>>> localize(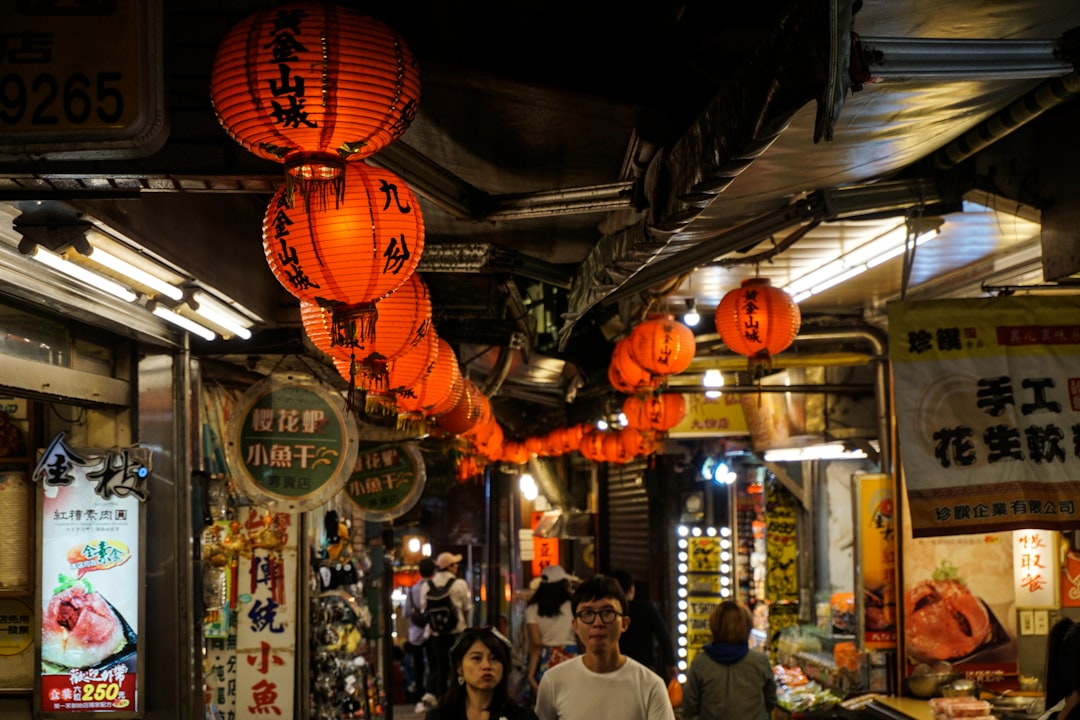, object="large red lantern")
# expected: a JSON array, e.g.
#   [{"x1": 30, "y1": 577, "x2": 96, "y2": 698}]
[
  {"x1": 628, "y1": 315, "x2": 696, "y2": 376},
  {"x1": 211, "y1": 3, "x2": 420, "y2": 208},
  {"x1": 716, "y1": 277, "x2": 801, "y2": 361},
  {"x1": 396, "y1": 338, "x2": 462, "y2": 417},
  {"x1": 264, "y1": 162, "x2": 424, "y2": 345},
  {"x1": 437, "y1": 379, "x2": 487, "y2": 436}
]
